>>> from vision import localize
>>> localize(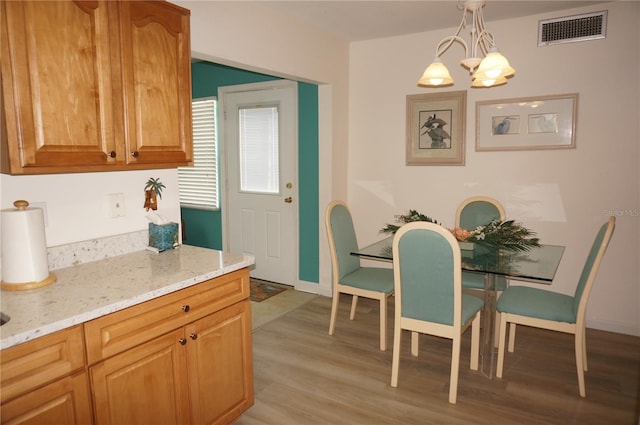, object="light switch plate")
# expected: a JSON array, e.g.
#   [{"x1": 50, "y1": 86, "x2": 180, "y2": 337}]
[{"x1": 107, "y1": 193, "x2": 125, "y2": 218}]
